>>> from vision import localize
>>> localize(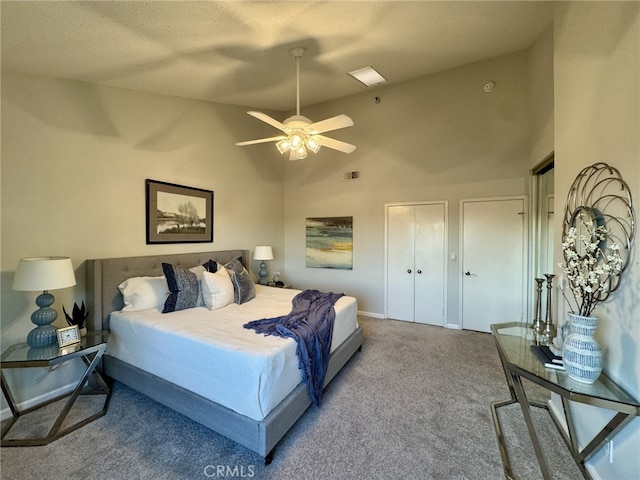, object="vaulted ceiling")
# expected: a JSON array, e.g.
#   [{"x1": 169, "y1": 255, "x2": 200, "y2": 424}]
[{"x1": 1, "y1": 1, "x2": 553, "y2": 111}]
